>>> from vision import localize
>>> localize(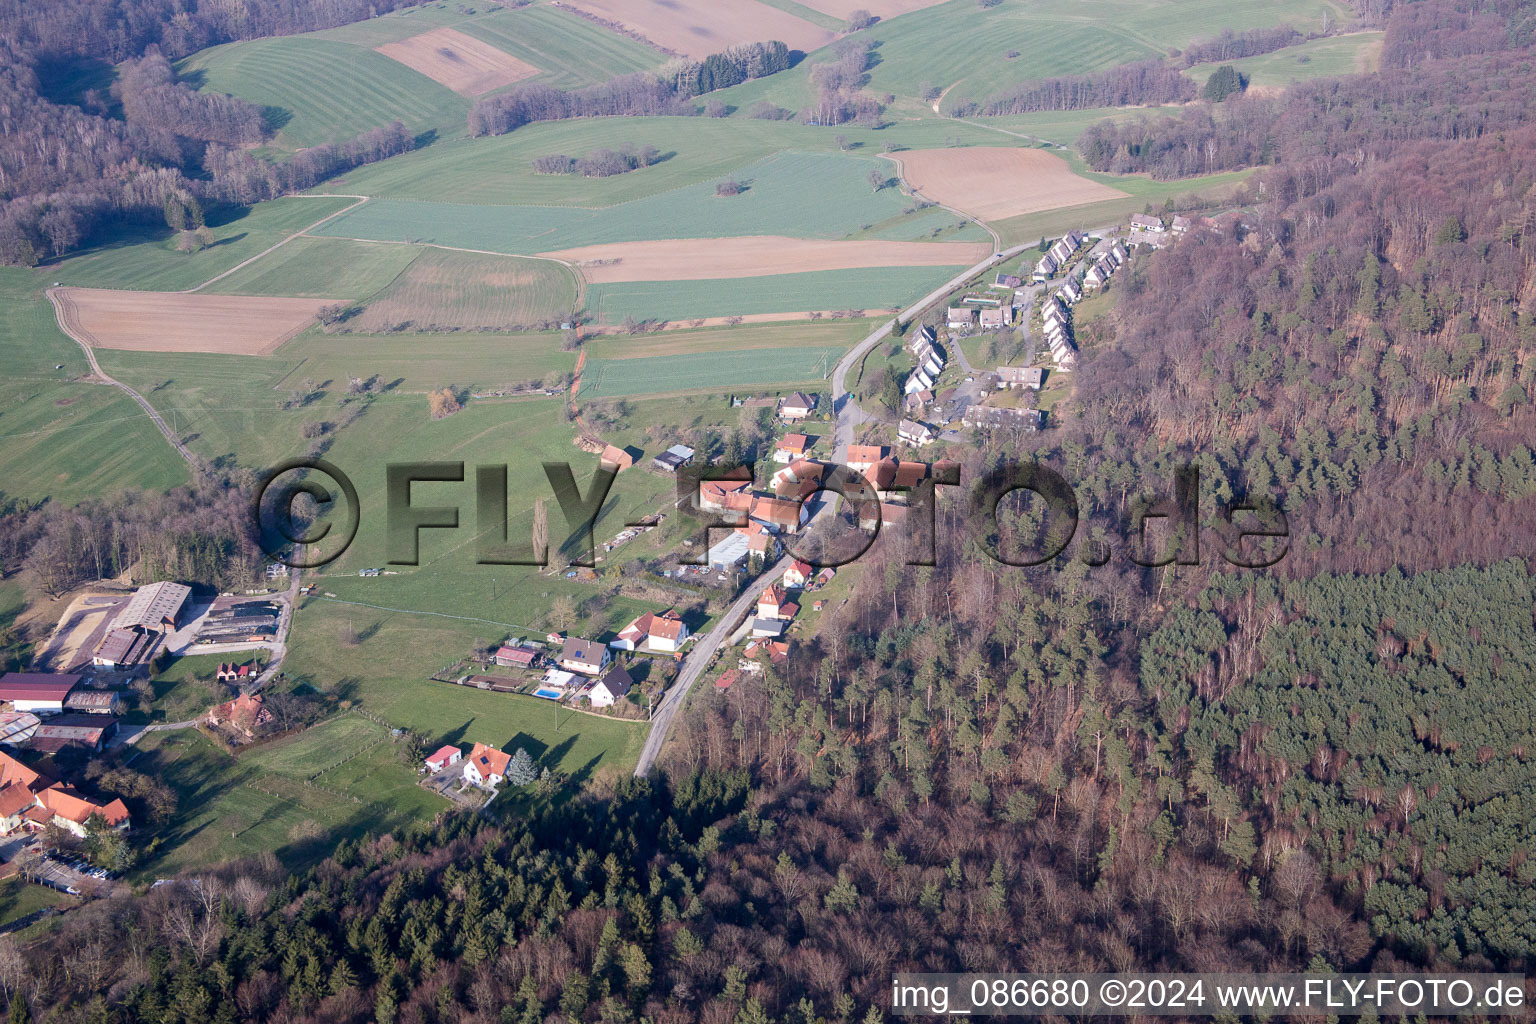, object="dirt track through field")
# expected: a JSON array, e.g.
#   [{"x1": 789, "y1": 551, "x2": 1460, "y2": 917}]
[
  {"x1": 375, "y1": 27, "x2": 541, "y2": 95},
  {"x1": 54, "y1": 288, "x2": 334, "y2": 355},
  {"x1": 896, "y1": 147, "x2": 1128, "y2": 222},
  {"x1": 559, "y1": 0, "x2": 833, "y2": 58},
  {"x1": 540, "y1": 236, "x2": 991, "y2": 282}
]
